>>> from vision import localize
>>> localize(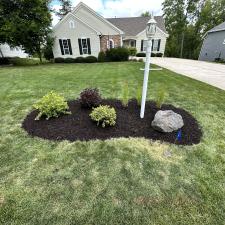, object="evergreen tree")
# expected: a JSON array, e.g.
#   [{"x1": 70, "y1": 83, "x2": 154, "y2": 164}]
[{"x1": 141, "y1": 11, "x2": 150, "y2": 17}]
